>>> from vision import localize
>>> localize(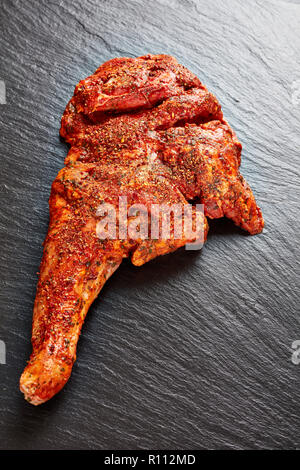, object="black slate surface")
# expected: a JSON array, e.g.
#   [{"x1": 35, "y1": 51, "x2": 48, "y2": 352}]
[{"x1": 0, "y1": 0, "x2": 299, "y2": 450}]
